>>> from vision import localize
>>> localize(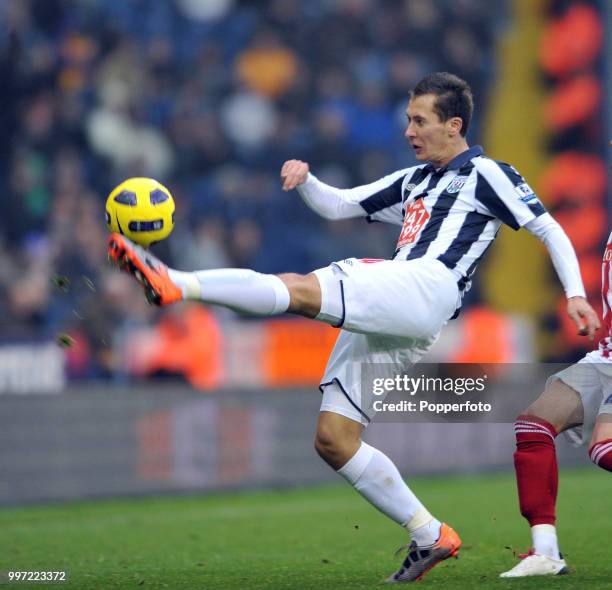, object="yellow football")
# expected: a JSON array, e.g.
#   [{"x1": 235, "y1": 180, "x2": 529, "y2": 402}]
[{"x1": 105, "y1": 177, "x2": 175, "y2": 247}]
